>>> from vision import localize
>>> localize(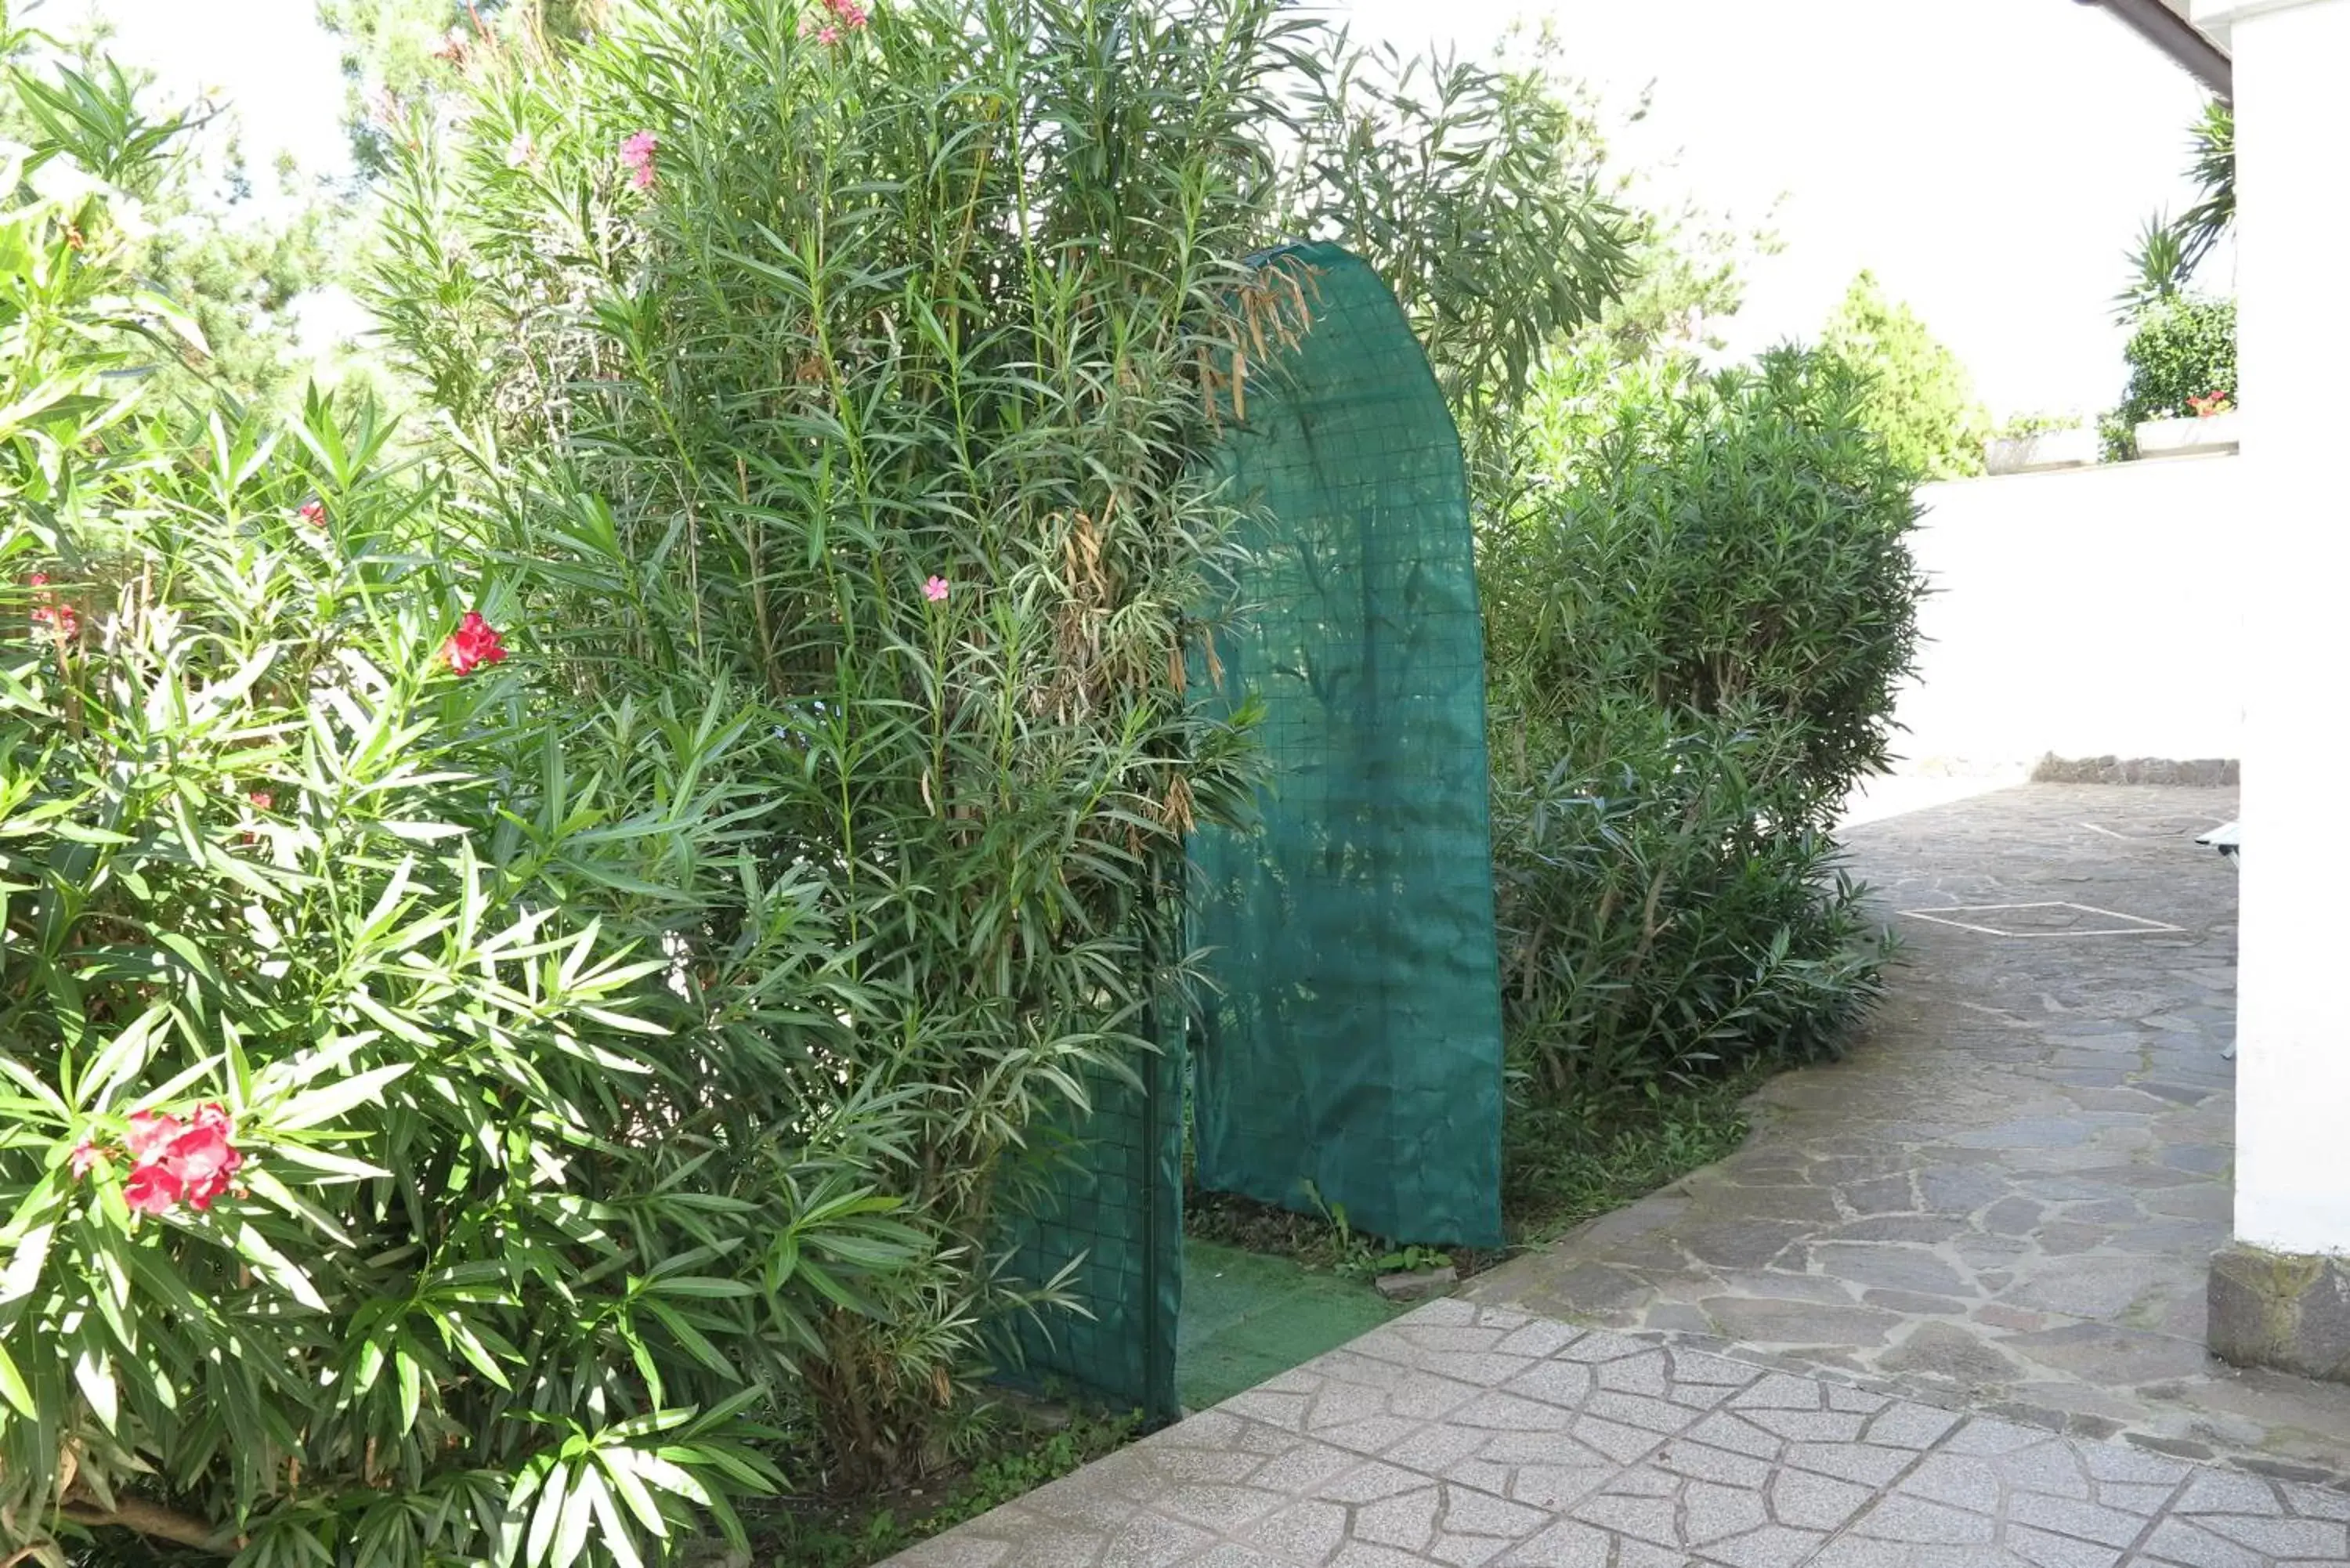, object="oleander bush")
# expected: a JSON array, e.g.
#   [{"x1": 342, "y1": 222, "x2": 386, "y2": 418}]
[
  {"x1": 1483, "y1": 348, "x2": 1923, "y2": 1109},
  {"x1": 360, "y1": 0, "x2": 1629, "y2": 1476},
  {"x1": 2, "y1": 109, "x2": 936, "y2": 1566}
]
